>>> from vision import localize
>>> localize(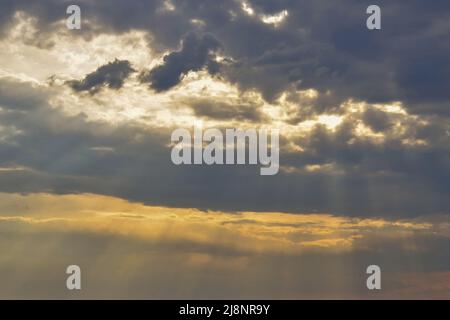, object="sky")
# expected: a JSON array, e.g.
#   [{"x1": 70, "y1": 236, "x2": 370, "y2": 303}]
[{"x1": 0, "y1": 0, "x2": 449, "y2": 299}]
